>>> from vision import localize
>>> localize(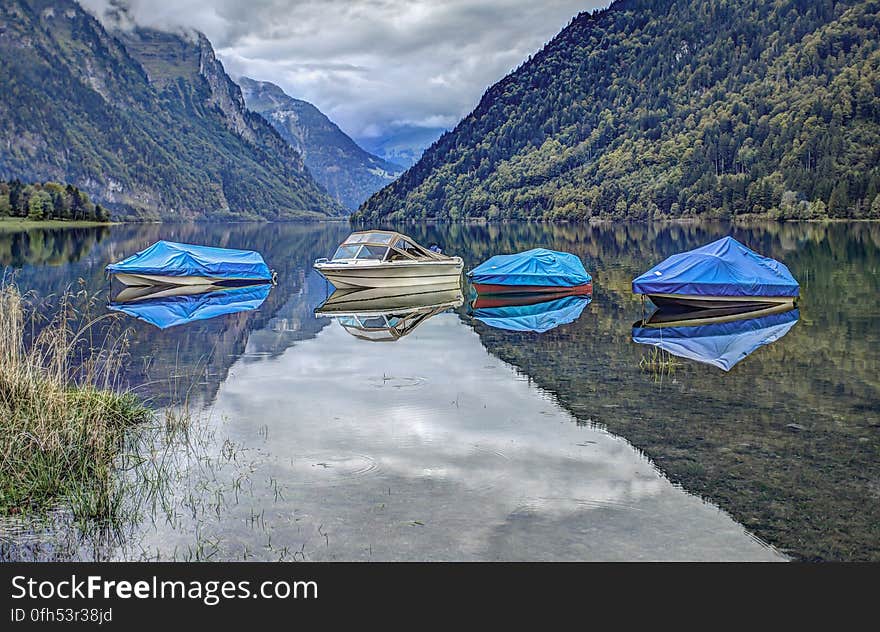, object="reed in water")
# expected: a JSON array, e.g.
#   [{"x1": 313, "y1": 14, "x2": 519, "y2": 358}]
[{"x1": 0, "y1": 282, "x2": 149, "y2": 520}]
